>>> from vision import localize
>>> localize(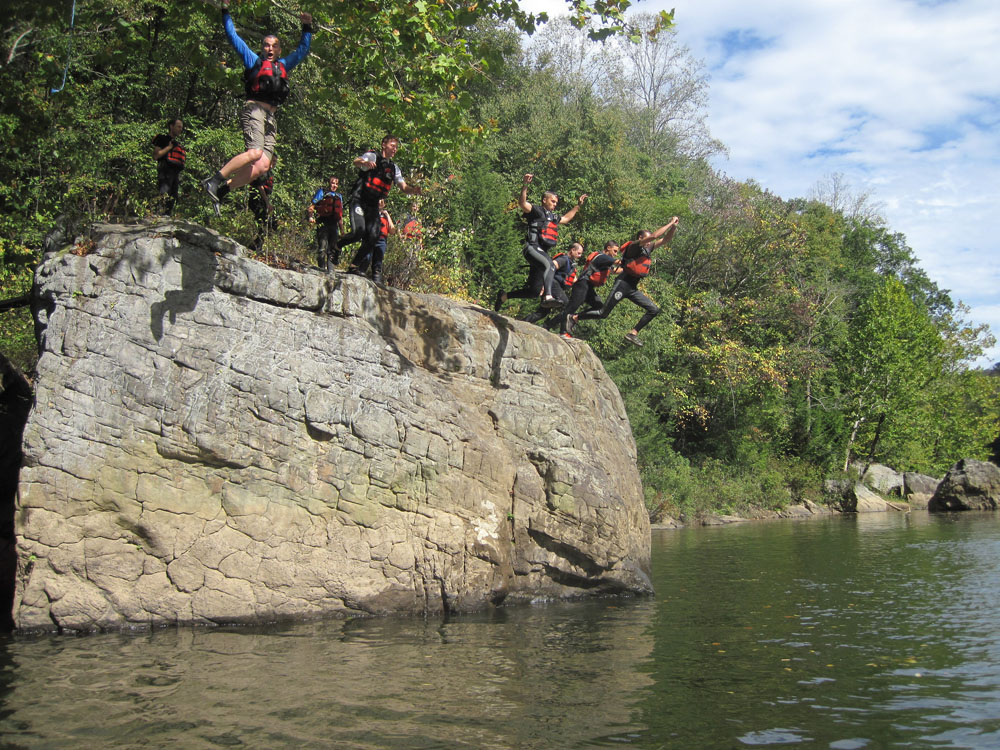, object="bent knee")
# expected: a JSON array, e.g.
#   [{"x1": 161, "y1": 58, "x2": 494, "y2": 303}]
[{"x1": 246, "y1": 148, "x2": 266, "y2": 163}]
